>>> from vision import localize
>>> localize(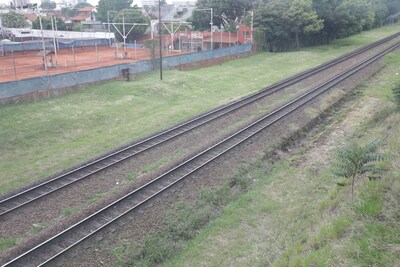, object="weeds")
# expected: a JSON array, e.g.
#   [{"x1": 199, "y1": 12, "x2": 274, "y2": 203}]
[
  {"x1": 87, "y1": 193, "x2": 104, "y2": 204},
  {"x1": 31, "y1": 222, "x2": 49, "y2": 233},
  {"x1": 392, "y1": 81, "x2": 400, "y2": 111},
  {"x1": 63, "y1": 206, "x2": 79, "y2": 217},
  {"x1": 126, "y1": 172, "x2": 138, "y2": 181},
  {"x1": 118, "y1": 164, "x2": 254, "y2": 266},
  {"x1": 0, "y1": 238, "x2": 16, "y2": 252},
  {"x1": 141, "y1": 159, "x2": 167, "y2": 174}
]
